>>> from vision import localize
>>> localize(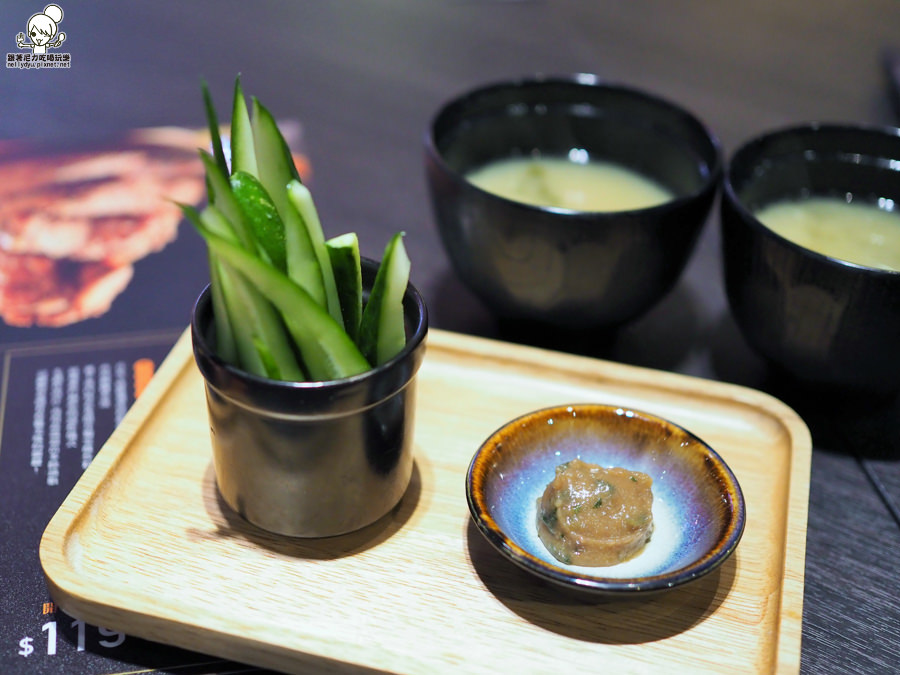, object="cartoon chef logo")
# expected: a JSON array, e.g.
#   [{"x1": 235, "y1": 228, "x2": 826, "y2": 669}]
[{"x1": 16, "y1": 4, "x2": 66, "y2": 54}]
